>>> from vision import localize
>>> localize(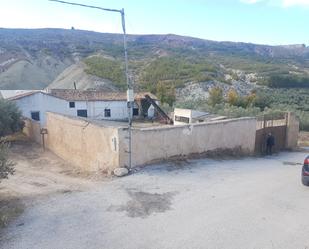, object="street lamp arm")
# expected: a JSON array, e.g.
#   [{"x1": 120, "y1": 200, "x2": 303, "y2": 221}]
[
  {"x1": 49, "y1": 0, "x2": 133, "y2": 169},
  {"x1": 48, "y1": 0, "x2": 122, "y2": 13}
]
